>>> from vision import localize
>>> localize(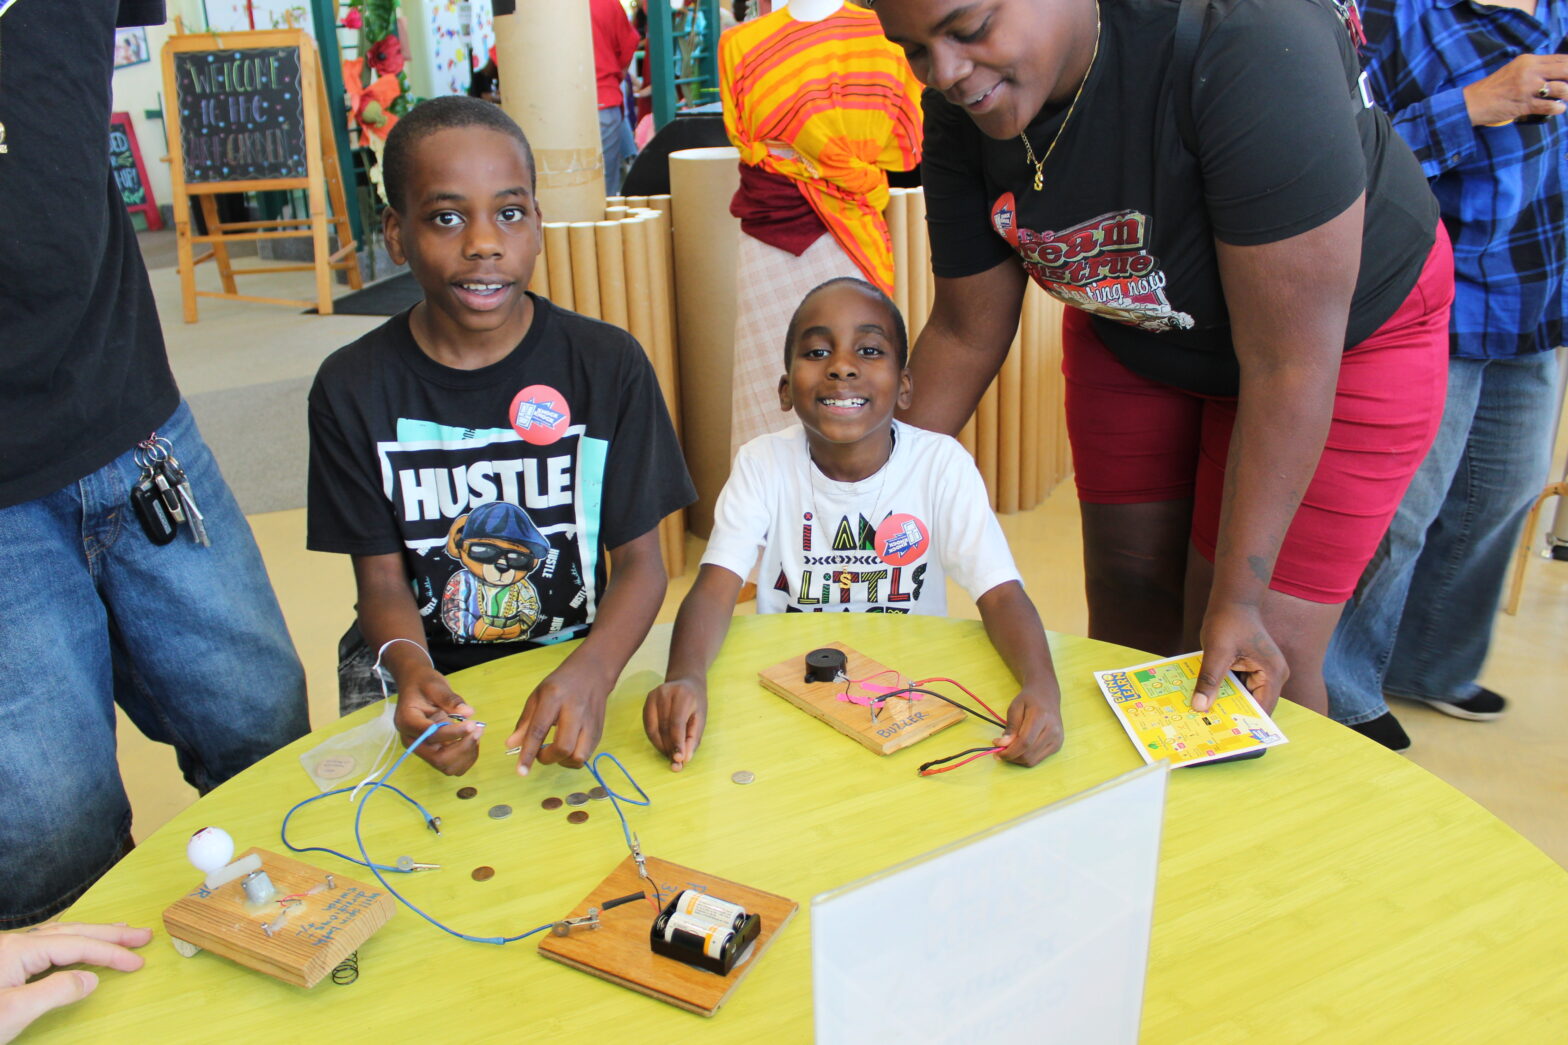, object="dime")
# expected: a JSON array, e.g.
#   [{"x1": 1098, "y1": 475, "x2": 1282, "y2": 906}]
[
  {"x1": 456, "y1": 786, "x2": 478, "y2": 800},
  {"x1": 471, "y1": 866, "x2": 495, "y2": 881},
  {"x1": 565, "y1": 791, "x2": 590, "y2": 806},
  {"x1": 540, "y1": 796, "x2": 564, "y2": 811},
  {"x1": 566, "y1": 810, "x2": 589, "y2": 824},
  {"x1": 487, "y1": 804, "x2": 512, "y2": 820},
  {"x1": 731, "y1": 770, "x2": 756, "y2": 785},
  {"x1": 587, "y1": 785, "x2": 608, "y2": 801}
]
